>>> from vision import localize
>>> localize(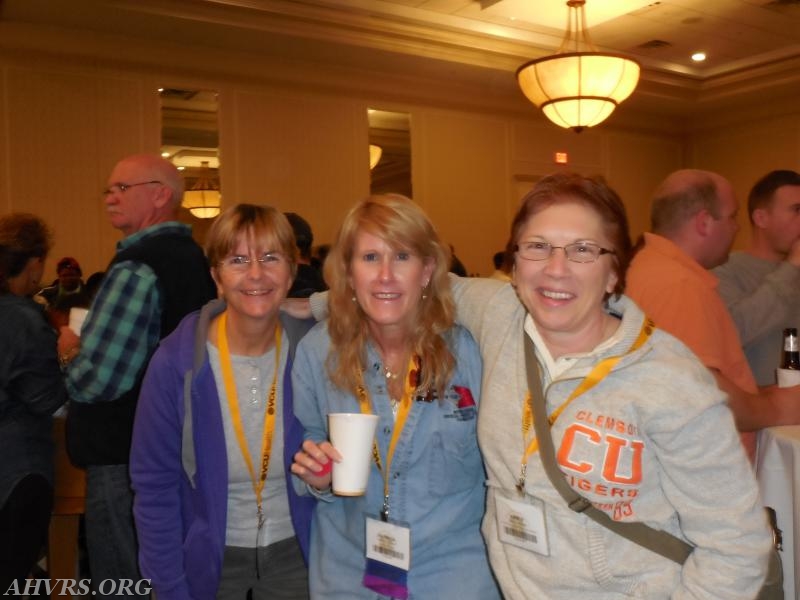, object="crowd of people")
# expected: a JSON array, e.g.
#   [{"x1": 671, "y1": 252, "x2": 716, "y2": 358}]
[{"x1": 2, "y1": 152, "x2": 798, "y2": 599}]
